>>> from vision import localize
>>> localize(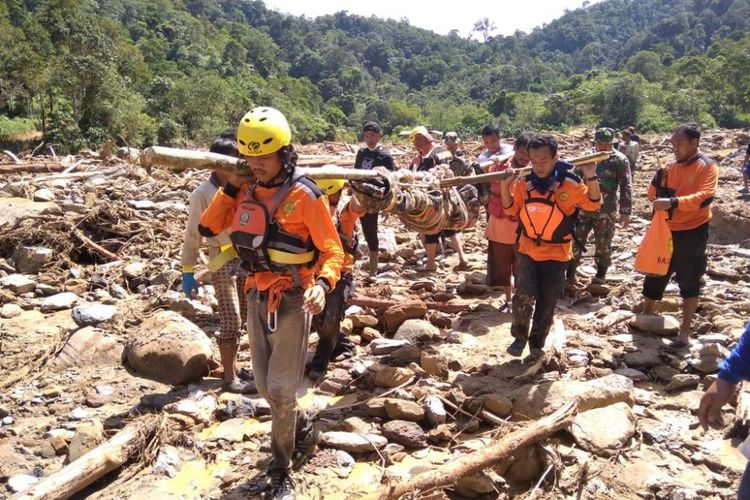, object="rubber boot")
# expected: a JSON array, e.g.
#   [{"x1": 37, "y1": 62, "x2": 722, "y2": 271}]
[
  {"x1": 592, "y1": 265, "x2": 608, "y2": 284},
  {"x1": 368, "y1": 250, "x2": 379, "y2": 276}
]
